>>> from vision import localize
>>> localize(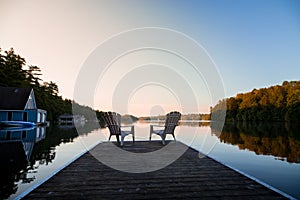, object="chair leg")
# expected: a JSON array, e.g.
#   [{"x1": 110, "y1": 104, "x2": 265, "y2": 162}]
[
  {"x1": 149, "y1": 125, "x2": 153, "y2": 142},
  {"x1": 116, "y1": 135, "x2": 120, "y2": 145},
  {"x1": 131, "y1": 127, "x2": 135, "y2": 144},
  {"x1": 108, "y1": 134, "x2": 112, "y2": 141},
  {"x1": 161, "y1": 134, "x2": 166, "y2": 145},
  {"x1": 132, "y1": 135, "x2": 135, "y2": 143},
  {"x1": 121, "y1": 135, "x2": 125, "y2": 146}
]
